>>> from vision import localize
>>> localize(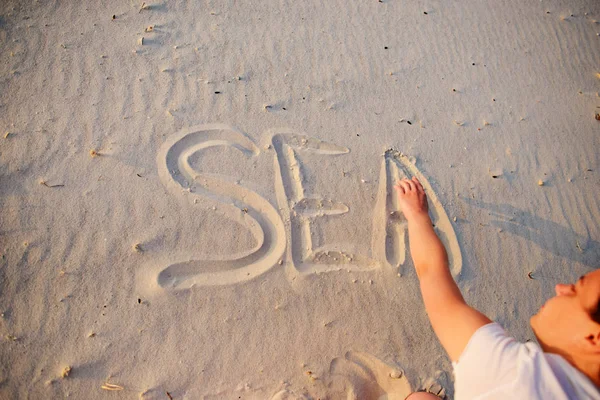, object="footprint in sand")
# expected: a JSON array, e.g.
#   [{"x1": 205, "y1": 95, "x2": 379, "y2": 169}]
[
  {"x1": 270, "y1": 389, "x2": 310, "y2": 400},
  {"x1": 330, "y1": 351, "x2": 412, "y2": 400},
  {"x1": 155, "y1": 124, "x2": 286, "y2": 289}
]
